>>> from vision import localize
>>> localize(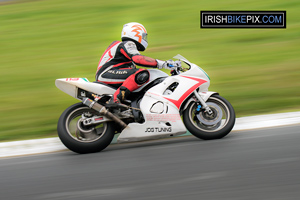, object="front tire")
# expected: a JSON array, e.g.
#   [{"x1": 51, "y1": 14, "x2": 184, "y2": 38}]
[
  {"x1": 183, "y1": 95, "x2": 235, "y2": 140},
  {"x1": 57, "y1": 103, "x2": 115, "y2": 154}
]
